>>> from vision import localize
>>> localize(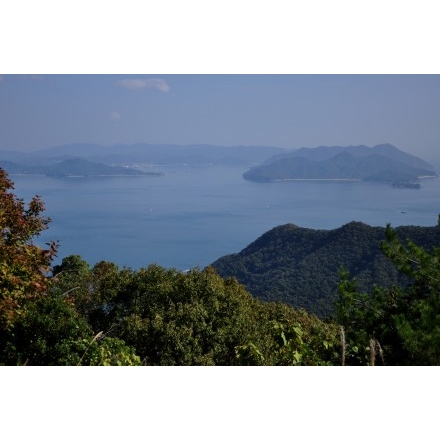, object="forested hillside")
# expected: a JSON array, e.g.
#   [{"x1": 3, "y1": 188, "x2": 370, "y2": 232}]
[{"x1": 211, "y1": 222, "x2": 440, "y2": 317}]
